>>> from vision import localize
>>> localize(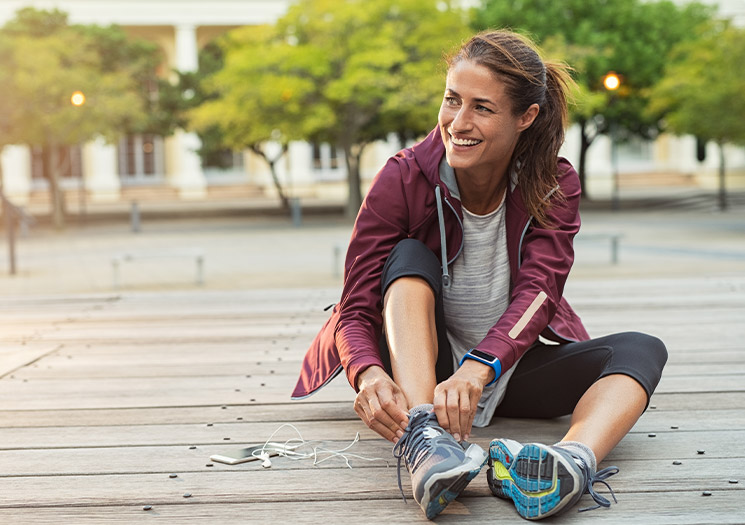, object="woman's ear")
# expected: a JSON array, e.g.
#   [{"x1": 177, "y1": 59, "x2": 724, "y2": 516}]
[{"x1": 517, "y1": 103, "x2": 540, "y2": 132}]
